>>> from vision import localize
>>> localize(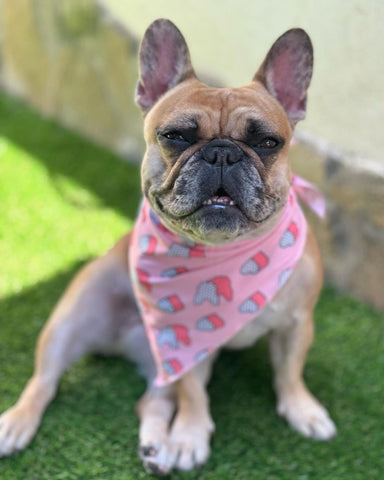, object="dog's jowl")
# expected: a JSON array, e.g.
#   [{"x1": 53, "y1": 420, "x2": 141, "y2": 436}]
[{"x1": 0, "y1": 19, "x2": 336, "y2": 474}]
